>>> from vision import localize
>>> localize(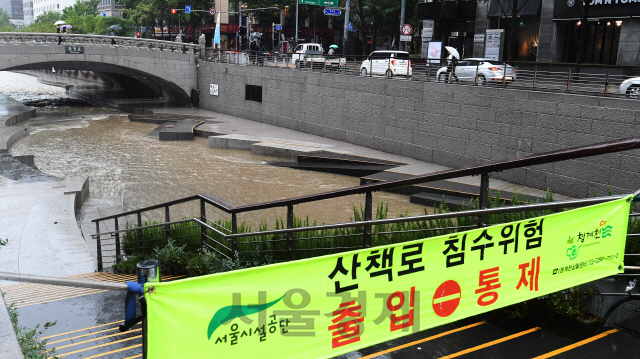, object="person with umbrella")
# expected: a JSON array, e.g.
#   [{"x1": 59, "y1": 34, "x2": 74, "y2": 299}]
[
  {"x1": 55, "y1": 20, "x2": 65, "y2": 45},
  {"x1": 445, "y1": 46, "x2": 460, "y2": 83},
  {"x1": 109, "y1": 25, "x2": 122, "y2": 47},
  {"x1": 328, "y1": 44, "x2": 338, "y2": 55}
]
